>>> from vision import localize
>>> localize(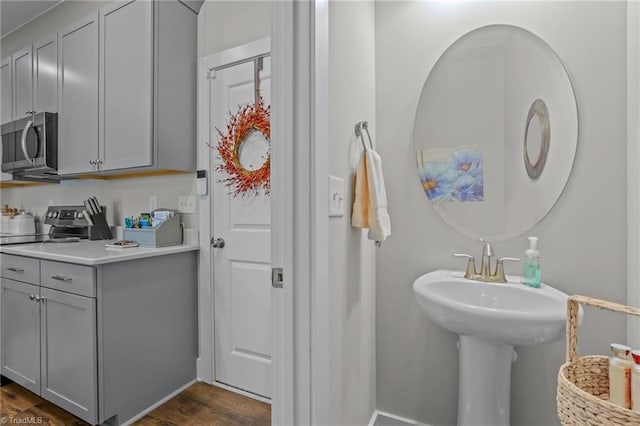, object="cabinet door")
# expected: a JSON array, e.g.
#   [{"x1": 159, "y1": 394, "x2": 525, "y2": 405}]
[
  {"x1": 1, "y1": 57, "x2": 12, "y2": 124},
  {"x1": 40, "y1": 287, "x2": 97, "y2": 424},
  {"x1": 0, "y1": 58, "x2": 13, "y2": 182},
  {"x1": 34, "y1": 35, "x2": 57, "y2": 114},
  {"x1": 99, "y1": 0, "x2": 153, "y2": 171},
  {"x1": 12, "y1": 46, "x2": 33, "y2": 120},
  {"x1": 0, "y1": 279, "x2": 40, "y2": 394},
  {"x1": 58, "y1": 13, "x2": 99, "y2": 175}
]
